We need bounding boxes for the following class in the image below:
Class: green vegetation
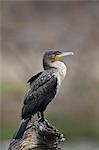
[0,81,26,96]
[48,115,99,140]
[0,124,17,141]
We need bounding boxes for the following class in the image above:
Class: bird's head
[43,50,74,70]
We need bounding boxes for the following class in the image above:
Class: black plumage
[22,68,57,119]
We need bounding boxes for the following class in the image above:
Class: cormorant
[13,50,73,139]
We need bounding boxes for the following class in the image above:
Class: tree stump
[8,120,65,150]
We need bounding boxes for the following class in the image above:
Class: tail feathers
[13,118,30,139]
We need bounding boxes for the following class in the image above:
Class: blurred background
[1,1,99,150]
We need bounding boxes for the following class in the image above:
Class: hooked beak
[55,51,74,61]
[60,52,74,57]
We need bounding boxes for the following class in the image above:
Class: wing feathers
[27,72,42,85]
[22,70,57,118]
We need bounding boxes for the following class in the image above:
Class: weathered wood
[8,120,65,150]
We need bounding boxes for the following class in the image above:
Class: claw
[37,118,53,129]
[44,119,53,129]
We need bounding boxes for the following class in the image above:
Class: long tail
[13,118,30,139]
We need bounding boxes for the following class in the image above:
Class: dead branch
[8,120,65,150]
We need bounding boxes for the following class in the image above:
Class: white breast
[52,61,67,86]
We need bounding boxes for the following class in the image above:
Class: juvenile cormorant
[13,50,73,139]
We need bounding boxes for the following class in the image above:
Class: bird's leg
[37,111,45,123]
[37,112,53,128]
[37,112,41,119]
[41,111,45,122]
[40,112,53,128]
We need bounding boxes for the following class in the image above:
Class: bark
[8,120,65,150]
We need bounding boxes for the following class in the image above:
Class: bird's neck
[51,61,67,82]
[43,60,67,82]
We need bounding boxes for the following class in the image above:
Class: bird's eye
[56,51,61,55]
